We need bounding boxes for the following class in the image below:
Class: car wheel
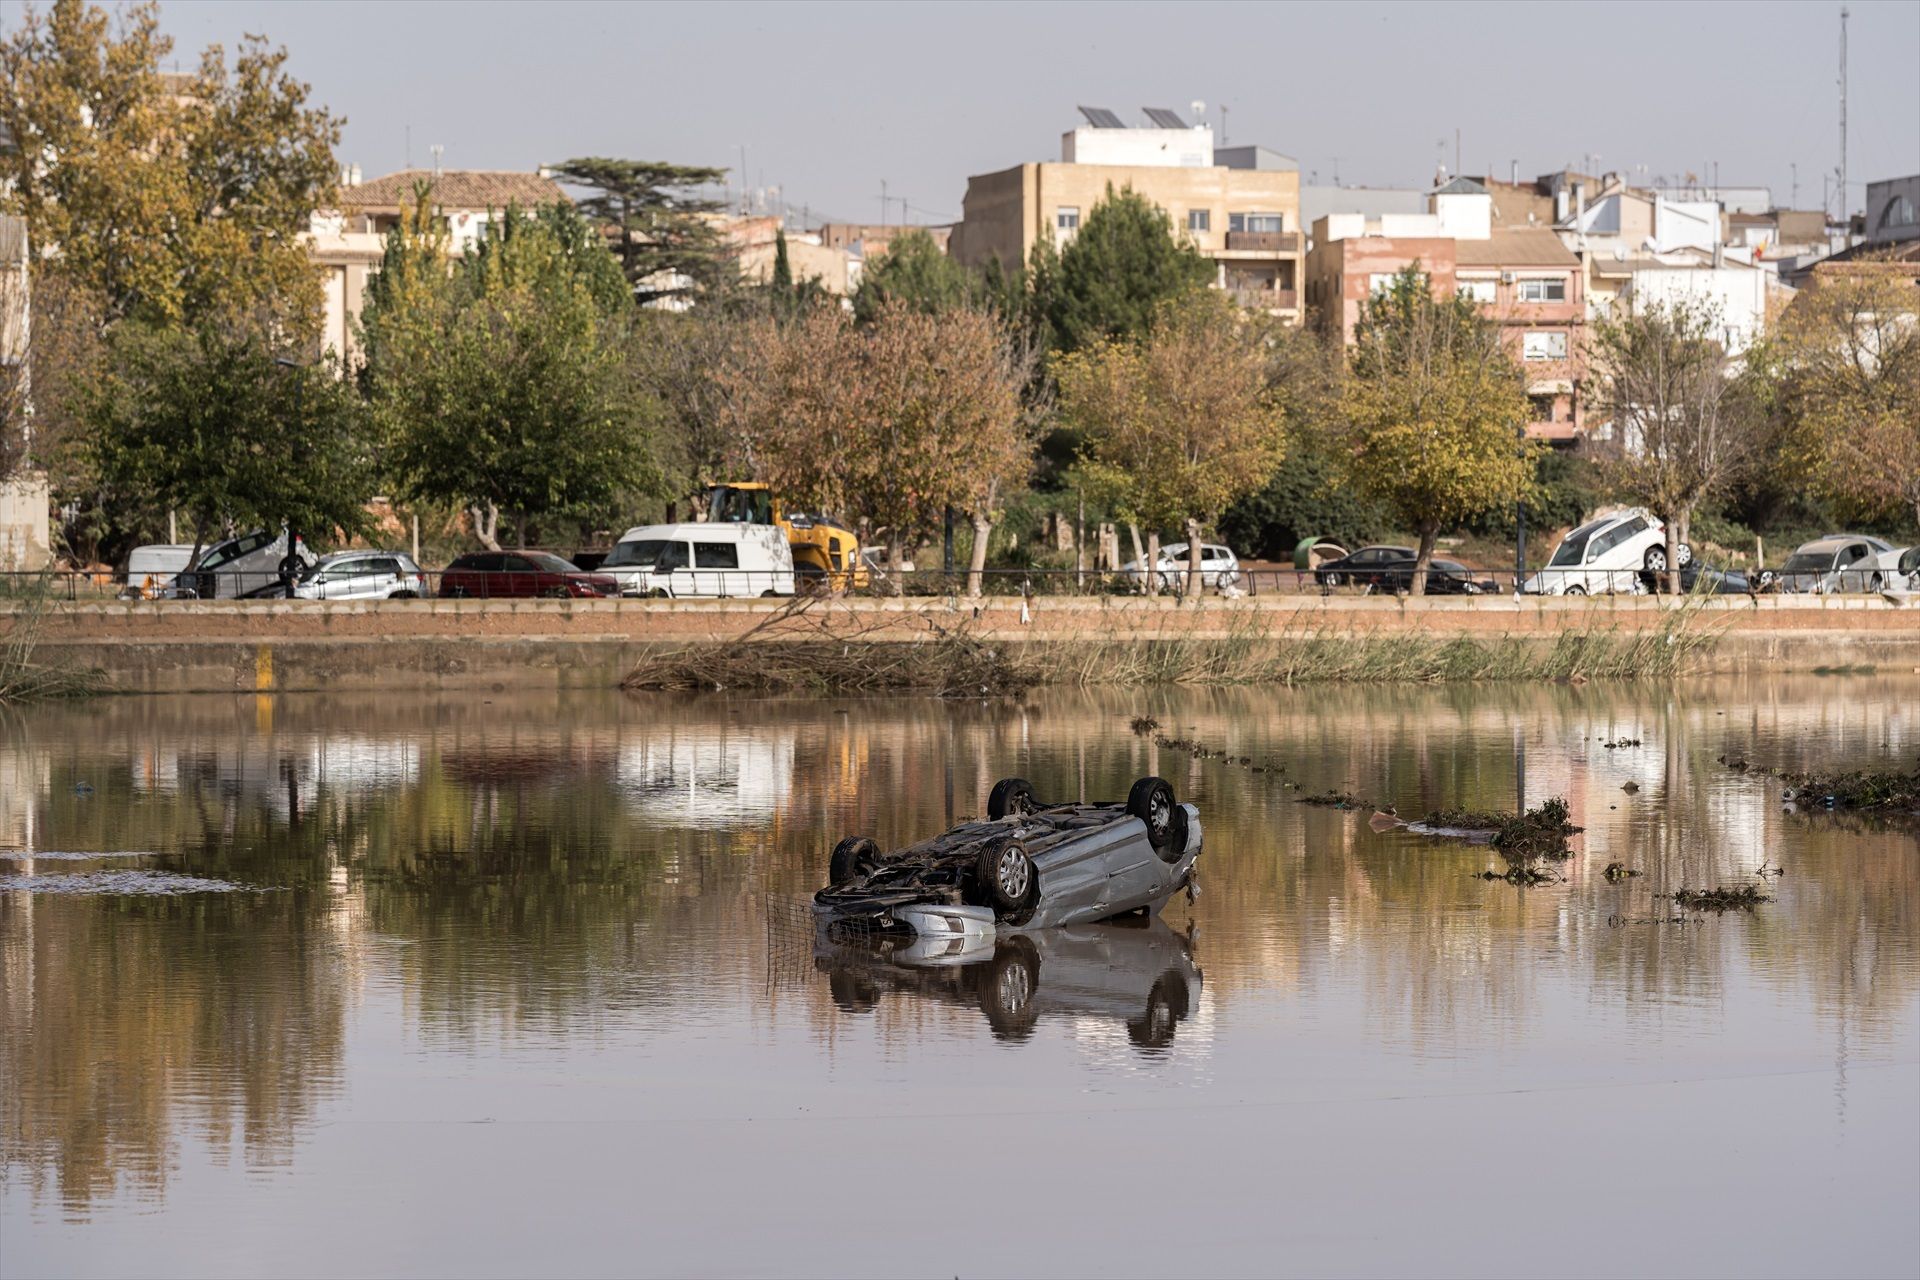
[1127,776,1177,851]
[1870,573,1884,592]
[828,836,880,886]
[974,838,1036,914]
[1644,547,1668,574]
[1678,544,1693,567]
[1323,571,1343,587]
[760,589,778,597]
[1565,584,1587,597]
[987,777,1037,821]
[977,936,1040,1041]
[388,589,417,599]
[449,586,471,599]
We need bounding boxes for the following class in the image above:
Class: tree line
[3,0,1913,595]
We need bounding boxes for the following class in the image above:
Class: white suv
[1523,510,1689,596]
[1121,543,1241,593]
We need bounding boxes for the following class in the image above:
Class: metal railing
[4,562,1905,603]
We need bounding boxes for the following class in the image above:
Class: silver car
[1776,535,1895,594]
[292,551,430,600]
[813,776,1202,942]
[174,529,314,598]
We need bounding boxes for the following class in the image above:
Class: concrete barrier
[5,593,1917,693]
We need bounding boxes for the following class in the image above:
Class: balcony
[1227,286,1299,312]
[1224,230,1302,254]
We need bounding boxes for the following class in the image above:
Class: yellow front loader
[704,483,869,591]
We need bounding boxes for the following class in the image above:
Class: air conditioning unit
[1500,271,1516,283]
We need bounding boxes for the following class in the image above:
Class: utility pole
[1219,103,1228,145]
[880,178,888,227]
[1791,162,1799,209]
[1837,6,1849,236]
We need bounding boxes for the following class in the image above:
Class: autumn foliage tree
[721,304,1034,593]
[1760,268,1920,530]
[1059,292,1289,599]
[1341,266,1537,596]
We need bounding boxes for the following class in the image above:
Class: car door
[1839,543,1872,592]
[692,539,740,597]
[317,558,363,600]
[496,553,537,597]
[650,540,692,597]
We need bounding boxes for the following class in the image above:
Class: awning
[1528,380,1574,395]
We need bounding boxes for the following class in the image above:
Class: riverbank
[2,593,1915,694]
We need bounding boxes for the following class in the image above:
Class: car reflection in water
[815,915,1203,1052]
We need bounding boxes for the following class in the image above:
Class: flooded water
[2,679,1916,1279]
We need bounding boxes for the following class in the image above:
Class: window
[1229,212,1284,233]
[1523,331,1568,361]
[1056,206,1080,232]
[1517,278,1567,302]
[654,542,691,571]
[693,542,740,570]
[1369,272,1401,296]
[1187,208,1211,233]
[603,539,668,569]
[1528,394,1555,421]
[1457,278,1496,303]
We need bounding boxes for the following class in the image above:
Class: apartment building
[948,108,1304,321]
[1305,178,1586,440]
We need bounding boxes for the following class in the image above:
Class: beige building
[725,216,859,296]
[305,168,570,367]
[948,110,1304,321]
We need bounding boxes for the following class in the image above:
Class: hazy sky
[95,0,1920,222]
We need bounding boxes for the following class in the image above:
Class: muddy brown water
[2,677,1916,1279]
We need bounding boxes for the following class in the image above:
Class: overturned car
[812,776,1201,943]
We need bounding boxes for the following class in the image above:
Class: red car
[437,551,619,598]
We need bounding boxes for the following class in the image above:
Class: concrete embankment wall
[7,594,1918,694]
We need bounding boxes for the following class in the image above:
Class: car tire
[1128,971,1191,1050]
[1870,573,1884,592]
[828,836,880,885]
[974,838,1036,914]
[978,936,1040,1041]
[1565,584,1587,597]
[1323,571,1343,587]
[449,586,470,599]
[987,777,1037,820]
[389,590,417,599]
[1127,776,1177,851]
[1159,803,1191,864]
[1644,547,1668,574]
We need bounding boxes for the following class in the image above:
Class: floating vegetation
[1667,885,1774,912]
[1601,737,1643,749]
[1718,755,1920,813]
[1602,861,1644,882]
[1129,715,1160,737]
[1490,798,1582,863]
[1299,790,1368,810]
[1621,780,1641,793]
[0,850,157,862]
[1131,722,1286,773]
[1420,809,1505,831]
[1479,866,1557,886]
[0,870,264,896]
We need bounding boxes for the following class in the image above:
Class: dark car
[437,551,619,599]
[1368,557,1498,595]
[1639,561,1751,594]
[1316,544,1417,587]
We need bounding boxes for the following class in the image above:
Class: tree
[1592,300,1761,593]
[1341,266,1538,595]
[363,200,658,549]
[851,230,977,324]
[80,322,373,560]
[1047,185,1213,353]
[1060,292,1288,599]
[720,304,1035,591]
[631,307,751,515]
[0,0,341,334]
[545,157,731,306]
[1763,268,1920,529]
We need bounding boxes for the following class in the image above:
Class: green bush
[1219,443,1392,560]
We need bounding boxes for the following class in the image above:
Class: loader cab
[706,484,775,526]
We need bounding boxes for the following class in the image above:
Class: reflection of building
[616,729,795,828]
[949,107,1304,322]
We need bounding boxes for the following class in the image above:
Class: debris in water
[0,850,157,862]
[1129,715,1160,737]
[1721,757,1920,813]
[1601,738,1643,749]
[1620,780,1640,793]
[1419,809,1505,831]
[0,871,264,896]
[1666,885,1773,911]
[1603,861,1643,882]
[1490,797,1582,862]
[1298,790,1368,810]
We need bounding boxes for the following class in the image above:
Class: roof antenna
[429,144,443,178]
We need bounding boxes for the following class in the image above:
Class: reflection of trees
[0,889,345,1214]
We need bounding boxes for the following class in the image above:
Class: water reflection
[0,678,1914,1241]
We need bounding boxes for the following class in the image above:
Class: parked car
[291,551,429,600]
[120,544,196,600]
[1367,557,1498,595]
[814,776,1201,945]
[1522,509,1689,596]
[437,551,618,598]
[1120,543,1241,592]
[1774,535,1899,594]
[1314,544,1417,588]
[1637,560,1751,595]
[598,523,794,598]
[813,916,1204,1048]
[174,529,314,599]
[1893,546,1920,592]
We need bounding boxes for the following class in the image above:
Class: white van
[600,523,794,598]
[122,545,197,599]
[1523,509,1689,596]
